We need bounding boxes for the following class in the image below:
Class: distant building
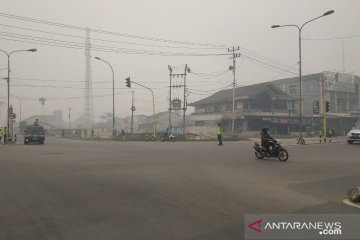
[122,114,148,133]
[138,111,183,133]
[188,82,296,135]
[22,111,66,129]
[272,71,360,115]
[272,71,360,134]
[188,72,360,136]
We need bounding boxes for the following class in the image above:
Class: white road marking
[343,199,360,209]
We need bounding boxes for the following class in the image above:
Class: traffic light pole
[131,91,134,135]
[322,78,327,143]
[323,106,327,143]
[126,78,156,140]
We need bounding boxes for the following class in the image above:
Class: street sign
[9,113,16,119]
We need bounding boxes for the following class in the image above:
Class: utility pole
[168,65,173,130]
[69,108,71,129]
[228,47,241,136]
[342,40,345,72]
[183,64,189,135]
[168,65,190,135]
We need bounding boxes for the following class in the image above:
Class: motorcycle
[160,133,176,142]
[253,139,289,161]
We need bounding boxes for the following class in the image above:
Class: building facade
[188,83,296,136]
[188,72,360,136]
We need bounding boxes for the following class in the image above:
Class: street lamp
[0,48,37,140]
[94,56,116,137]
[271,10,334,144]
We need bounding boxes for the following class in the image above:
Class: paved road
[0,137,359,240]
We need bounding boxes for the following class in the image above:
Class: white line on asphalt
[343,199,360,209]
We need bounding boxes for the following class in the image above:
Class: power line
[0,12,302,71]
[0,31,229,57]
[0,12,230,48]
[0,23,226,50]
[303,34,360,41]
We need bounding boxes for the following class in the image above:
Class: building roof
[189,82,295,106]
[271,73,323,85]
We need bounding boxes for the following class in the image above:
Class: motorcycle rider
[260,127,275,155]
[162,128,170,141]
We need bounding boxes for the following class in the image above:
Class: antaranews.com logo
[247,219,342,236]
[245,214,359,240]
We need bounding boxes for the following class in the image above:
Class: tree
[39,97,46,115]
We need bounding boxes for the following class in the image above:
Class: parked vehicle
[253,139,288,161]
[346,128,360,144]
[24,125,45,144]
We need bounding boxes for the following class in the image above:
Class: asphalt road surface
[1,137,359,240]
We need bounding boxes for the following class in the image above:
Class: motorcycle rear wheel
[278,148,289,161]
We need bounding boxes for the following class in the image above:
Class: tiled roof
[189,82,294,106]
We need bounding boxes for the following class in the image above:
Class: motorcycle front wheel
[278,148,289,161]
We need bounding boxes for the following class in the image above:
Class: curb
[285,140,346,146]
[343,199,360,209]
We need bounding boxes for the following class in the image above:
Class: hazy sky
[0,0,359,124]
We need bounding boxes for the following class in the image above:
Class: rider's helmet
[261,127,268,133]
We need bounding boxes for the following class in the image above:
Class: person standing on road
[216,123,223,146]
[0,128,4,143]
[3,127,7,144]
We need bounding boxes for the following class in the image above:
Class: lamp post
[0,48,37,140]
[94,56,115,137]
[271,10,334,144]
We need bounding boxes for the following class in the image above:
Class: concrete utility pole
[228,47,240,136]
[69,108,71,129]
[168,65,190,135]
[183,64,189,135]
[168,65,173,131]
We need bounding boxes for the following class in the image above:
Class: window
[195,121,205,126]
[289,85,296,94]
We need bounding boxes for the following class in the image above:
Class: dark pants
[261,140,274,153]
[217,134,223,145]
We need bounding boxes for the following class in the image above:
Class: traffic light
[125,77,131,88]
[325,101,330,112]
